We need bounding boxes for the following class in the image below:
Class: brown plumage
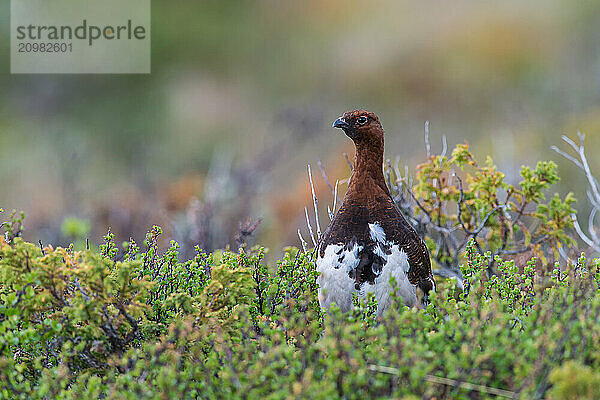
[316,110,434,314]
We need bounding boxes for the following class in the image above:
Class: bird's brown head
[333,110,387,186]
[332,110,383,146]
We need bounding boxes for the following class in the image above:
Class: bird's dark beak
[332,117,350,130]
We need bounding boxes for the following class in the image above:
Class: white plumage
[317,241,417,315]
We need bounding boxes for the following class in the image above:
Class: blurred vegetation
[1,1,600,254]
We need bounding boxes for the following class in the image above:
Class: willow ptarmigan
[316,110,435,315]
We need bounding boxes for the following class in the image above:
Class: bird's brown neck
[347,139,391,198]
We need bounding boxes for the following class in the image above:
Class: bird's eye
[357,116,368,125]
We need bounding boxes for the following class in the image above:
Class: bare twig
[327,206,334,221]
[385,159,394,198]
[343,152,354,171]
[572,214,600,252]
[587,190,600,209]
[588,206,599,245]
[407,190,457,235]
[368,365,516,398]
[317,160,340,206]
[424,120,431,158]
[307,165,322,239]
[392,158,403,189]
[316,160,341,221]
[551,145,582,169]
[73,279,90,301]
[553,133,600,253]
[304,206,317,248]
[297,229,308,252]
[440,135,447,159]
[496,235,549,255]
[455,175,503,240]
[577,136,600,206]
[333,180,339,215]
[432,268,464,290]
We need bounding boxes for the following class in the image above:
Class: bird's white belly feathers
[316,242,417,316]
[316,243,360,312]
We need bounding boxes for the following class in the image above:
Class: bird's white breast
[316,243,361,313]
[316,238,417,316]
[362,244,417,312]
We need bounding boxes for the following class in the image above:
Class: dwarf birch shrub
[1,225,600,399]
[387,141,577,280]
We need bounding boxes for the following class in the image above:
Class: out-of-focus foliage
[548,361,600,400]
[2,1,600,256]
[60,217,91,251]
[1,206,600,398]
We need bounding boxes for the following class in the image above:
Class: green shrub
[387,141,577,277]
[1,220,599,399]
[548,361,600,400]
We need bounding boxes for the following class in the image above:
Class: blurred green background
[1,0,599,257]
